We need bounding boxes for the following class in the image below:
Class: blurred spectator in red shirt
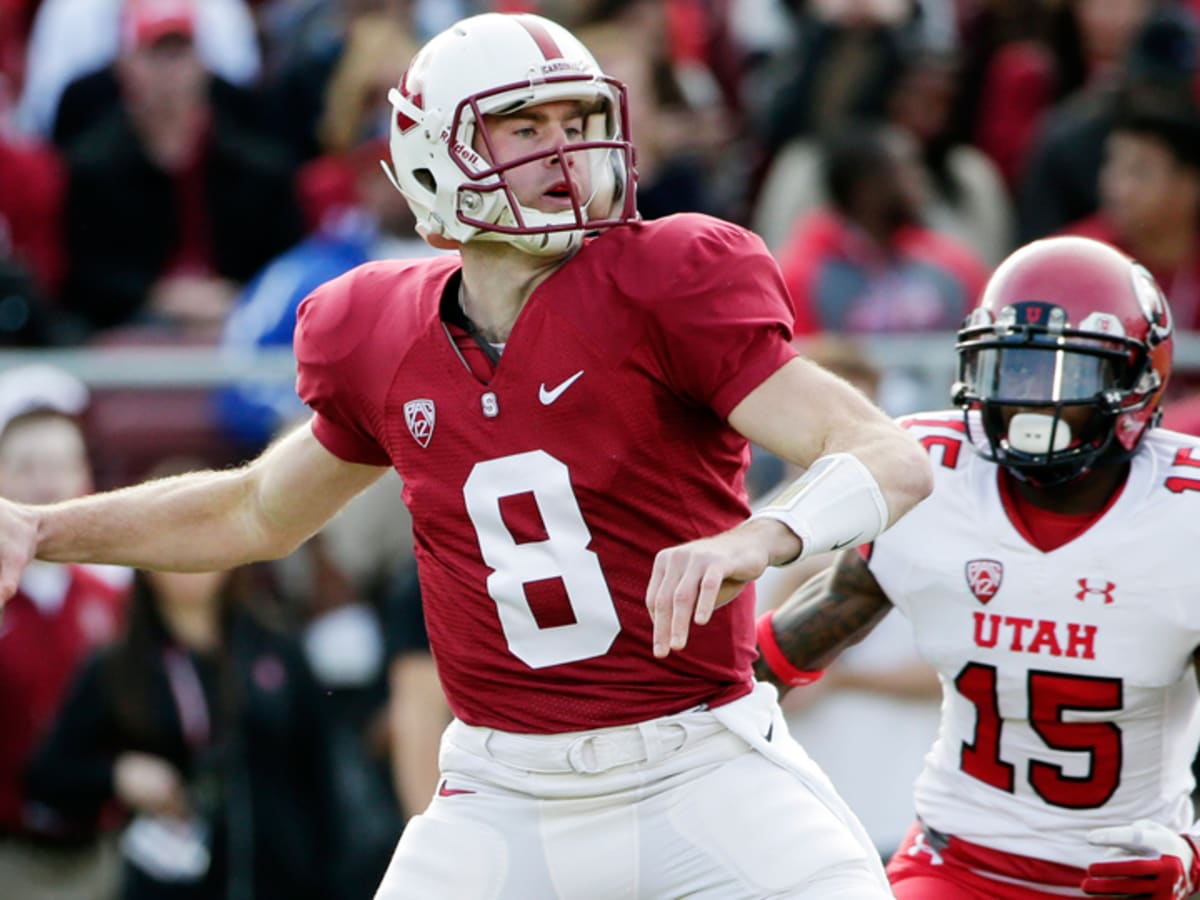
[0,366,129,900]
[755,47,1013,266]
[777,120,987,337]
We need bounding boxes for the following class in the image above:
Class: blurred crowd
[4,0,1200,425]
[5,0,1200,896]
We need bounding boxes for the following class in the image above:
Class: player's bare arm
[753,550,893,694]
[736,357,933,527]
[0,422,387,603]
[646,356,931,658]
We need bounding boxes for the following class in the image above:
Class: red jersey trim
[997,470,1123,553]
[890,822,1088,891]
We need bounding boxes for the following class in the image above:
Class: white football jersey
[870,411,1200,867]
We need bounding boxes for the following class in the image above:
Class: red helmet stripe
[394,66,423,133]
[514,15,563,60]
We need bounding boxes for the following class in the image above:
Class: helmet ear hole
[413,169,437,193]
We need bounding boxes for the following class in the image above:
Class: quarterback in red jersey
[758,236,1200,900]
[0,13,931,899]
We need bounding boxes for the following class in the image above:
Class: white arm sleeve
[749,452,889,563]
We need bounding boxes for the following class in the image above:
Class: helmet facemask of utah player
[383,13,638,257]
[952,237,1173,487]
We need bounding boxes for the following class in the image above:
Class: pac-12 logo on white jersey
[965,560,1003,604]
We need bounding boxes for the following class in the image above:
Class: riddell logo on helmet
[452,143,484,169]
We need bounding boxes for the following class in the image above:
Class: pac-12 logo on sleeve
[404,399,436,448]
[965,560,1003,604]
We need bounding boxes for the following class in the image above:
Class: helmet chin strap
[469,222,585,256]
[1007,412,1072,455]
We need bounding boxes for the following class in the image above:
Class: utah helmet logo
[404,399,435,448]
[1131,263,1173,344]
[965,559,1003,604]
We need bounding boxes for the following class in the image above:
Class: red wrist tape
[755,610,825,687]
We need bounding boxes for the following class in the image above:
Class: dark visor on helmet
[960,345,1124,404]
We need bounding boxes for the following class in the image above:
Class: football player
[0,13,932,899]
[756,235,1200,900]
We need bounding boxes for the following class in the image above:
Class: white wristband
[750,452,889,564]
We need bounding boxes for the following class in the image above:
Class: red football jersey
[295,214,796,732]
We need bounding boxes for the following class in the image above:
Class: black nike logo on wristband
[830,531,865,551]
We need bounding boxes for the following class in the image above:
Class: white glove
[1083,819,1199,900]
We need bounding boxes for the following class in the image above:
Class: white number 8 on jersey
[463,450,620,668]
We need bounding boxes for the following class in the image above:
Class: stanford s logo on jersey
[404,399,436,447]
[965,560,1003,604]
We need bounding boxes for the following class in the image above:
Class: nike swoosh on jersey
[538,370,584,405]
[437,780,476,797]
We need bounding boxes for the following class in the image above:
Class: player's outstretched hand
[1083,819,1200,900]
[0,497,38,606]
[645,518,799,659]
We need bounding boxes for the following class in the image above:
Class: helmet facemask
[954,302,1156,487]
[444,77,637,255]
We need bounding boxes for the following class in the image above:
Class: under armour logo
[1075,579,1115,604]
[908,832,944,866]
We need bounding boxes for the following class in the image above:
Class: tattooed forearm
[754,551,892,689]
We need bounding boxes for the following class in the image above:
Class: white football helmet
[384,13,638,256]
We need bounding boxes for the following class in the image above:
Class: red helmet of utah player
[953,236,1174,486]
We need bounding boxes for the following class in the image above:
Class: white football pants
[375,682,892,899]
